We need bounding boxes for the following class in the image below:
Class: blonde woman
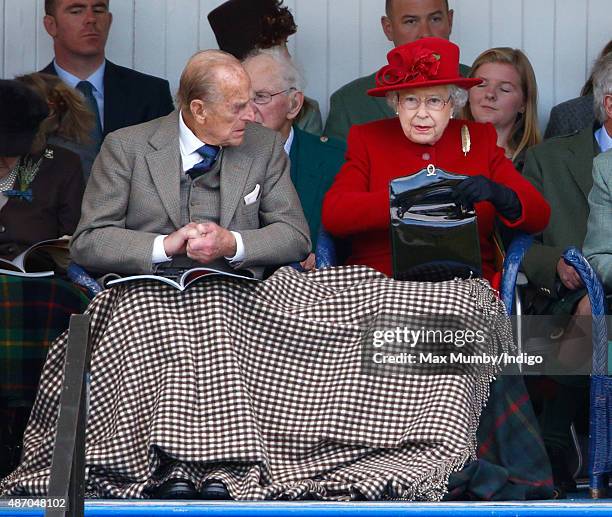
[16,72,95,179]
[463,48,541,170]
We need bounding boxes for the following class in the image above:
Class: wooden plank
[0,0,5,78]
[293,0,328,120]
[2,0,611,131]
[166,0,199,95]
[105,0,134,68]
[553,0,588,104]
[134,0,165,78]
[453,0,491,68]
[4,0,37,77]
[198,0,223,51]
[523,0,555,132]
[35,0,53,71]
[447,0,461,43]
[359,0,391,77]
[328,0,360,96]
[490,0,523,48]
[586,0,612,71]
[284,0,297,57]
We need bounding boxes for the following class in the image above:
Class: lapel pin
[461,125,471,156]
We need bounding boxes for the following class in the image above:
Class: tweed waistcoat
[180,150,223,226]
[175,152,229,272]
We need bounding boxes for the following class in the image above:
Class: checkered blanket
[1,266,513,500]
[0,276,90,407]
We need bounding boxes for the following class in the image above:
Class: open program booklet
[105,266,259,291]
[0,238,70,278]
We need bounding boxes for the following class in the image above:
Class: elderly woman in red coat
[322,38,555,501]
[322,37,550,288]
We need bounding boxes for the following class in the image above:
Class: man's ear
[604,94,612,121]
[287,91,305,121]
[381,15,394,43]
[190,99,207,124]
[43,15,57,38]
[447,9,454,36]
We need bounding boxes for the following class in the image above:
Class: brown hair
[385,0,449,17]
[463,47,541,162]
[257,1,297,49]
[44,0,56,15]
[15,73,94,153]
[45,0,110,16]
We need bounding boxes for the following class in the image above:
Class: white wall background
[1,0,610,129]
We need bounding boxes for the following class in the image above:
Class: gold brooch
[461,125,471,156]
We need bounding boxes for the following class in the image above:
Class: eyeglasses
[397,94,452,112]
[252,88,296,105]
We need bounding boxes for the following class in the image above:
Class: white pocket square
[243,184,261,205]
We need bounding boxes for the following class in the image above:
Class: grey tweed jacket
[584,148,612,292]
[71,111,311,277]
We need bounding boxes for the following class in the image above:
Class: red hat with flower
[368,37,481,97]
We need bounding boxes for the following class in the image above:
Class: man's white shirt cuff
[152,234,171,264]
[226,231,245,265]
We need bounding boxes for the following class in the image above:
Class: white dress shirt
[151,112,244,265]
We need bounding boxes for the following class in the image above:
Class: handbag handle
[395,185,466,219]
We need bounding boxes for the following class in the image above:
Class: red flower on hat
[375,48,441,87]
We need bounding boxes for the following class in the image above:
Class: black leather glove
[452,175,522,221]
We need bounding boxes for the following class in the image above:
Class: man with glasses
[243,47,346,266]
[208,0,323,135]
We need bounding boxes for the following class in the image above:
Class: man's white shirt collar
[54,60,105,128]
[595,125,612,154]
[179,111,217,172]
[283,126,294,155]
[53,59,105,95]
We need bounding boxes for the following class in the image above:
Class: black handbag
[389,166,482,282]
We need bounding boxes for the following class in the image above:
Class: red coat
[321,118,550,285]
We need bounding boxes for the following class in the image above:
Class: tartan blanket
[1,266,512,501]
[447,374,553,500]
[0,276,90,407]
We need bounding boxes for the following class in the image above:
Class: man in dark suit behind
[40,0,174,178]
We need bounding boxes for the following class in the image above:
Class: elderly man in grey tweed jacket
[71,50,311,279]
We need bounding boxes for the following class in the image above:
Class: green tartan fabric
[0,276,89,407]
[447,373,554,500]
